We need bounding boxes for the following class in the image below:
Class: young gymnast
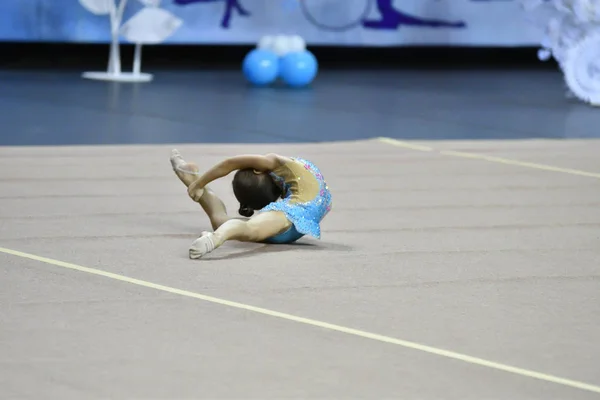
[170,150,332,259]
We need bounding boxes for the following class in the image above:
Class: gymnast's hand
[187,180,205,202]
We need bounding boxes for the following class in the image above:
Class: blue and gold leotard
[260,157,332,243]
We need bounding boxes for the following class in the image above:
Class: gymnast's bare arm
[187,153,288,201]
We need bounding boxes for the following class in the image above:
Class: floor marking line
[2,246,600,395]
[377,137,600,179]
[439,150,600,178]
[375,137,434,152]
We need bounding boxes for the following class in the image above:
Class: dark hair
[232,169,282,217]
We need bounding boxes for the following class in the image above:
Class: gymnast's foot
[189,231,216,259]
[170,149,200,187]
[170,149,198,185]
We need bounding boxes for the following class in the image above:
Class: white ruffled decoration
[523,0,600,105]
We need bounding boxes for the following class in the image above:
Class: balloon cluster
[523,0,600,106]
[242,35,318,87]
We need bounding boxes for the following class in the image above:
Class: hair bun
[238,205,254,217]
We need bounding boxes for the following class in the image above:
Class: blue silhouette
[363,0,466,29]
[172,0,465,31]
[172,0,249,28]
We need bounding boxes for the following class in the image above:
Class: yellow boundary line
[377,137,600,179]
[1,246,600,395]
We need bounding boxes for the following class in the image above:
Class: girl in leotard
[170,150,332,259]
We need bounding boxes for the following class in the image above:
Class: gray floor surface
[1,139,599,399]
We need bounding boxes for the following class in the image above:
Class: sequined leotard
[260,157,332,243]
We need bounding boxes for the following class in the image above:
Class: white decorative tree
[79,0,183,82]
[523,0,600,106]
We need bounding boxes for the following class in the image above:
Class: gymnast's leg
[170,149,233,230]
[189,211,292,259]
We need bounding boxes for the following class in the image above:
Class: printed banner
[0,0,543,46]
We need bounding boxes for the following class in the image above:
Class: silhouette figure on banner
[172,0,466,31]
[299,0,466,32]
[363,0,466,29]
[172,0,249,28]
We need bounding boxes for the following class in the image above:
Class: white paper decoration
[79,0,183,82]
[137,0,161,6]
[564,32,600,105]
[120,7,183,44]
[79,0,112,15]
[523,0,600,106]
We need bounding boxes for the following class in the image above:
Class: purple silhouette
[363,0,466,29]
[173,0,249,28]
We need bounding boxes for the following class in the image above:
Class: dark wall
[0,42,556,70]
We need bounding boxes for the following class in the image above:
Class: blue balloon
[279,50,318,87]
[242,49,279,86]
